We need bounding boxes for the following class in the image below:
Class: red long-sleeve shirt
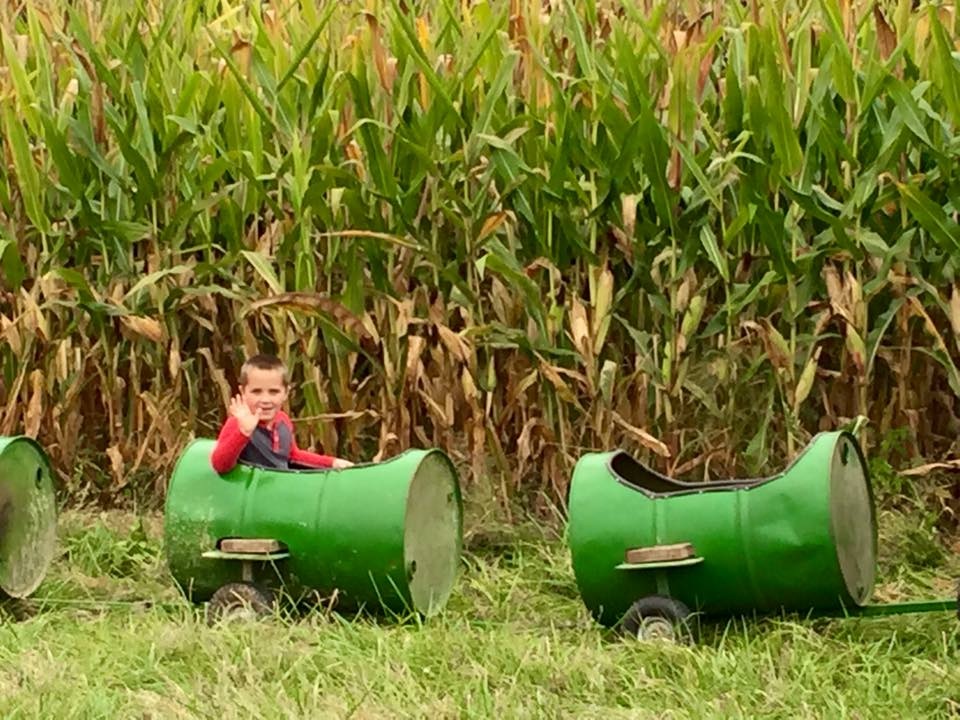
[210,410,336,473]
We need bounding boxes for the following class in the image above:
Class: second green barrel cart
[567,431,957,640]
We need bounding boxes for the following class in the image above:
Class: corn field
[1,0,959,507]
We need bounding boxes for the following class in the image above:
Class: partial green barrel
[0,436,57,598]
[164,441,463,616]
[568,431,876,626]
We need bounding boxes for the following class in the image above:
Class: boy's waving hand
[229,394,260,437]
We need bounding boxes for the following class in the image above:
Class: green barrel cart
[0,437,58,601]
[164,441,463,623]
[567,431,958,641]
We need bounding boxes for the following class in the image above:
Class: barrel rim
[825,432,877,606]
[0,434,57,599]
[402,448,463,616]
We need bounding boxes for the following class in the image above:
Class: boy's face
[240,367,288,424]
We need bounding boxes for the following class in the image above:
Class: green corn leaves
[0,0,959,498]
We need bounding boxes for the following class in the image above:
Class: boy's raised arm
[210,416,250,473]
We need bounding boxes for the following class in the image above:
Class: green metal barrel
[164,441,463,617]
[567,431,876,626]
[0,436,57,598]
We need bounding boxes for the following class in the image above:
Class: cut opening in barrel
[610,452,778,497]
[829,435,876,606]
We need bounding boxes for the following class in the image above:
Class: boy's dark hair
[239,354,288,385]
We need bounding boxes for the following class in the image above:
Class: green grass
[0,505,958,719]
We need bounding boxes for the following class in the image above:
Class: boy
[210,354,354,473]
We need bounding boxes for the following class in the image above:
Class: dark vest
[238,421,293,469]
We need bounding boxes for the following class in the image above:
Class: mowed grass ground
[0,498,958,719]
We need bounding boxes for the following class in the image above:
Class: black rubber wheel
[618,595,694,643]
[0,597,35,622]
[207,582,276,625]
